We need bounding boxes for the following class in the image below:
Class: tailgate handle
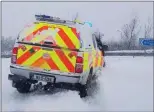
[44,41,53,45]
[42,47,53,51]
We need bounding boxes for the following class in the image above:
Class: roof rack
[35,14,76,25]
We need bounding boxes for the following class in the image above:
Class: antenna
[73,12,79,22]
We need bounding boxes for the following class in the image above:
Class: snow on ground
[2,56,153,111]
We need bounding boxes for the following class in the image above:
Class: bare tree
[142,18,153,54]
[1,36,15,52]
[144,18,153,38]
[119,16,141,50]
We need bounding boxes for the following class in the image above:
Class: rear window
[18,23,81,49]
[18,23,36,41]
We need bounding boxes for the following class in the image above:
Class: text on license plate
[32,74,54,82]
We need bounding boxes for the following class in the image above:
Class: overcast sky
[2,2,153,42]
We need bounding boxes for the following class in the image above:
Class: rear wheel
[15,81,31,93]
[103,61,106,67]
[86,69,93,86]
[79,85,87,98]
[79,69,93,98]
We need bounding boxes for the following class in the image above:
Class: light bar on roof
[35,15,60,21]
[35,14,75,25]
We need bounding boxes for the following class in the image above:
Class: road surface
[2,56,153,111]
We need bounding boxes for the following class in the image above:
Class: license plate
[31,73,55,82]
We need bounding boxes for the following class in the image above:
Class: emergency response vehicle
[8,15,105,98]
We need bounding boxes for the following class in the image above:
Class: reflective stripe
[55,49,75,72]
[49,50,69,72]
[51,28,67,47]
[95,57,98,67]
[40,61,51,70]
[30,35,46,43]
[24,25,48,42]
[92,50,96,67]
[17,47,40,64]
[45,57,59,70]
[63,27,80,49]
[58,28,76,49]
[17,45,32,58]
[63,50,77,65]
[21,49,43,66]
[83,52,89,71]
[97,51,101,66]
[31,57,45,67]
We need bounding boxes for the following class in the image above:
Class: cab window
[79,27,93,49]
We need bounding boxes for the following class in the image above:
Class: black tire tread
[16,81,31,93]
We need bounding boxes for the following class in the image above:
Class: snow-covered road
[2,56,153,111]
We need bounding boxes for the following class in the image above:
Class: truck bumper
[8,74,82,91]
[9,65,80,84]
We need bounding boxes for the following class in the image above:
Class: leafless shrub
[119,16,141,50]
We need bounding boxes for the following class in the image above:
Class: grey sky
[2,2,153,41]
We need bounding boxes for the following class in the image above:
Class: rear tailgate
[16,22,81,73]
[16,44,78,73]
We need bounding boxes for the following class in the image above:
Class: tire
[79,85,87,98]
[79,69,93,98]
[16,81,31,93]
[103,61,106,67]
[87,68,93,86]
[44,82,53,91]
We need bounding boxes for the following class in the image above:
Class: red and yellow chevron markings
[54,49,75,72]
[31,57,44,67]
[24,23,80,50]
[58,29,75,49]
[17,44,78,73]
[17,46,41,65]
[45,56,60,70]
[24,25,48,42]
[16,23,83,73]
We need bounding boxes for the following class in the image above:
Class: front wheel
[15,81,31,93]
[79,69,93,98]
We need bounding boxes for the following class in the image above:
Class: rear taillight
[75,64,83,73]
[11,47,18,64]
[12,47,18,55]
[75,56,83,73]
[76,56,83,63]
[11,55,17,64]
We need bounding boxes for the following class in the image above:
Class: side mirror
[102,45,108,51]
